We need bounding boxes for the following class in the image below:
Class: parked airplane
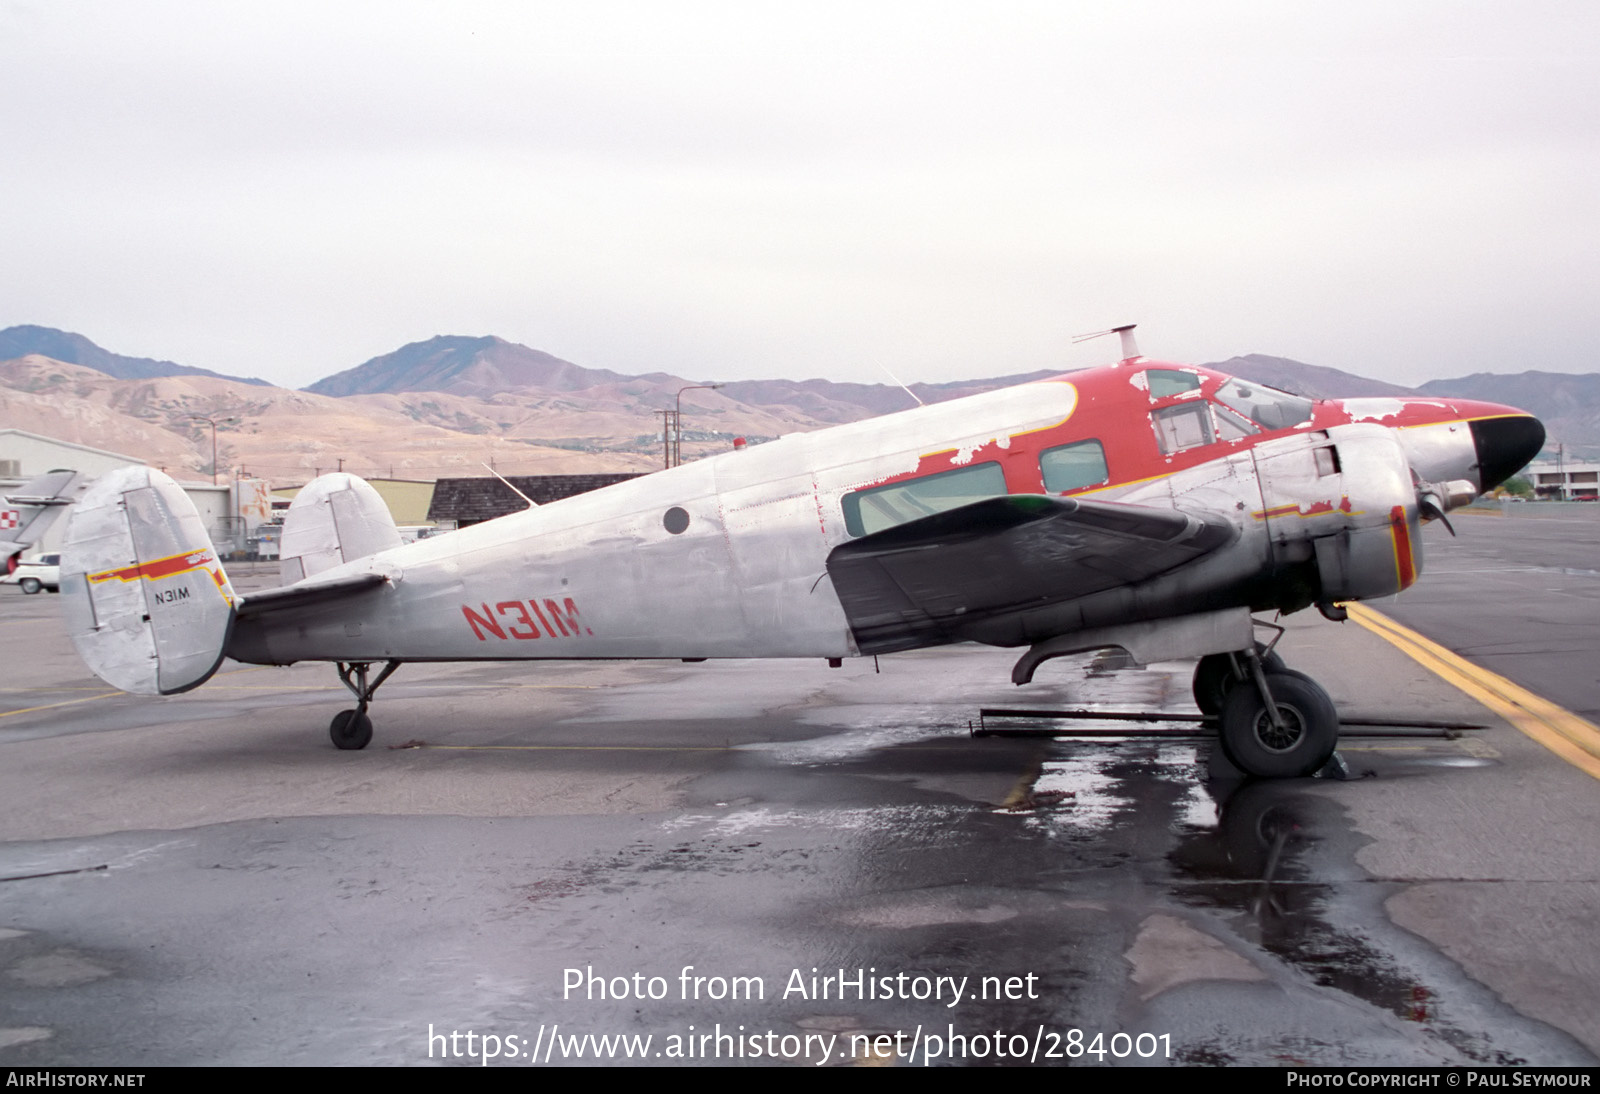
[3,469,86,575]
[56,340,1543,778]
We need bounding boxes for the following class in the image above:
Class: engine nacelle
[1253,423,1422,603]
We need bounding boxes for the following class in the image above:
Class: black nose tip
[1470,415,1546,493]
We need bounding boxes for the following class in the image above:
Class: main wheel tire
[19,578,41,595]
[330,709,373,750]
[1193,645,1287,715]
[1217,671,1338,778]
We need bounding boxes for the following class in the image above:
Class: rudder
[278,473,400,584]
[60,467,236,695]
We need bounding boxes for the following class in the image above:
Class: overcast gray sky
[2,1,1596,390]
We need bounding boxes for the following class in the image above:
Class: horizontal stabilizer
[826,494,1236,654]
[1,469,86,561]
[237,571,388,618]
[60,467,235,695]
[279,473,400,584]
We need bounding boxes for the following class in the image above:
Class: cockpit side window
[841,462,1007,537]
[1152,403,1214,454]
[1211,402,1258,441]
[1214,378,1313,430]
[1040,439,1108,493]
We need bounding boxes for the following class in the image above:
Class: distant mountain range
[2,324,1594,480]
[0,325,271,386]
[304,335,646,398]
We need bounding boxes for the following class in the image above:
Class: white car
[3,553,61,594]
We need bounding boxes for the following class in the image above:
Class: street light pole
[187,414,239,485]
[673,384,723,467]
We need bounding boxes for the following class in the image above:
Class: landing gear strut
[1192,643,1286,715]
[330,660,402,750]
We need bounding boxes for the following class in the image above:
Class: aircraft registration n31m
[58,335,1545,778]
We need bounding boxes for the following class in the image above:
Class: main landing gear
[1192,645,1339,779]
[330,660,402,750]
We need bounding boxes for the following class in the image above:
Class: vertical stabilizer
[60,467,236,695]
[279,473,401,584]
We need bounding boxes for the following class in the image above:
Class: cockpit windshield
[1213,379,1314,430]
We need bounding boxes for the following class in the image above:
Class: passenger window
[1153,403,1214,454]
[842,463,1007,537]
[1040,440,1108,493]
[1146,369,1201,398]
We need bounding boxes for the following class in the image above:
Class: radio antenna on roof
[1072,324,1140,362]
[482,462,536,509]
[878,364,924,407]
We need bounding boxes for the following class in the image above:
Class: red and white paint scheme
[57,338,1544,777]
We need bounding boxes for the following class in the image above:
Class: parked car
[3,553,61,594]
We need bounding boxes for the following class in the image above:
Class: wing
[824,494,1237,654]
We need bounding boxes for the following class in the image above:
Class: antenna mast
[1072,323,1141,362]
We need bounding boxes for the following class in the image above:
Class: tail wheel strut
[330,660,402,750]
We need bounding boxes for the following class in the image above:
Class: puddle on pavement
[1167,778,1529,1065]
[1014,728,1531,1065]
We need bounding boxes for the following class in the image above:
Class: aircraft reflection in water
[57,333,1544,778]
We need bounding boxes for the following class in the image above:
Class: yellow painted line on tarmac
[190,683,602,692]
[0,691,121,720]
[1000,759,1043,810]
[407,684,604,690]
[421,744,732,753]
[179,685,343,692]
[0,686,121,693]
[1346,602,1600,781]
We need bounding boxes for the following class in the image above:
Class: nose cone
[1470,415,1546,493]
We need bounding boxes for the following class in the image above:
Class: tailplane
[278,473,400,584]
[60,467,236,695]
[2,469,86,567]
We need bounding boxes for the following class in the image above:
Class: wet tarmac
[1,556,1598,1067]
[1374,506,1600,722]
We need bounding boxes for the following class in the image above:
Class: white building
[1524,460,1600,501]
[0,429,257,554]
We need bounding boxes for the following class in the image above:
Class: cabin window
[1214,378,1313,430]
[1212,402,1258,441]
[1040,440,1109,493]
[842,462,1007,537]
[1146,369,1202,398]
[1152,403,1214,454]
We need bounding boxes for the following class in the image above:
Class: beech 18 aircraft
[57,335,1544,778]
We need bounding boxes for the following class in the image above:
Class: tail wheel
[1218,671,1338,778]
[330,710,373,750]
[1193,645,1286,715]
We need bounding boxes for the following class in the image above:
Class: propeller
[1417,478,1477,537]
